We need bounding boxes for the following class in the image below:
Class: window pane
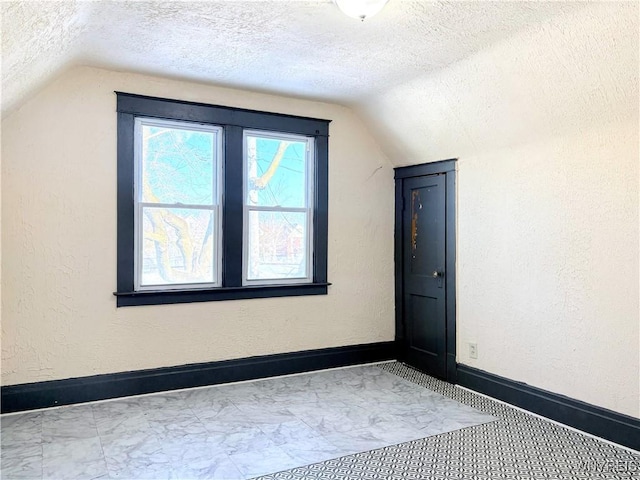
[141,124,216,205]
[140,207,216,286]
[247,210,308,281]
[246,135,308,208]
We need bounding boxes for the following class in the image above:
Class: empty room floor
[1,362,638,480]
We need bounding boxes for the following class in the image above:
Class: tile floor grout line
[91,403,110,480]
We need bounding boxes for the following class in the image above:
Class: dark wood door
[401,174,447,379]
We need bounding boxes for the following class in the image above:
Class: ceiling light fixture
[334,0,389,21]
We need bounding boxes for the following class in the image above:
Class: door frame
[394,159,457,382]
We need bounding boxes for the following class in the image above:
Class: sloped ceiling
[2,1,584,111]
[361,1,639,163]
[2,1,637,162]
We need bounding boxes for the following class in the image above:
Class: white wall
[2,2,637,421]
[360,2,639,417]
[1,66,395,386]
[456,119,638,418]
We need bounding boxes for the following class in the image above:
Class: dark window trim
[115,92,330,307]
[116,92,330,137]
[114,283,331,307]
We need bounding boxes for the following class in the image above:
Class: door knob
[432,270,444,278]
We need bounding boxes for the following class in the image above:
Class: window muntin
[243,131,314,285]
[134,118,223,290]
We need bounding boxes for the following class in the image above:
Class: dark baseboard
[457,364,640,451]
[1,342,397,414]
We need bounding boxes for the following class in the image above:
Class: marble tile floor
[259,362,640,480]
[1,364,496,479]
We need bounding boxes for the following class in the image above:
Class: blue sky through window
[142,125,215,205]
[248,136,307,208]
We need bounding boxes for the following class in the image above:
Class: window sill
[113,282,331,307]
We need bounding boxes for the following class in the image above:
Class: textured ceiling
[360,1,639,163]
[2,1,585,114]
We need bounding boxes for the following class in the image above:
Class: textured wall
[360,3,639,417]
[456,120,639,418]
[2,0,637,420]
[1,66,395,386]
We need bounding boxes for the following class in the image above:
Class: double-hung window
[135,119,223,290]
[243,131,314,285]
[115,93,329,306]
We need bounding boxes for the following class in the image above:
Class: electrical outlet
[469,342,478,359]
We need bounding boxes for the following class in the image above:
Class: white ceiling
[3,1,636,164]
[2,1,585,114]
